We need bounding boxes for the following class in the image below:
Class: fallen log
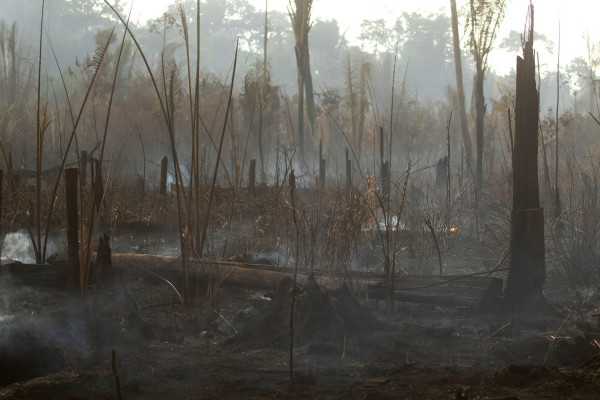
[0,262,68,290]
[113,254,502,308]
[1,254,503,308]
[367,275,503,308]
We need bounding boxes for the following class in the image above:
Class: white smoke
[2,231,36,263]
[2,231,59,263]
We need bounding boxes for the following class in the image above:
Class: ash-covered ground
[1,243,600,399]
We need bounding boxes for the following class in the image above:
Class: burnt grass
[227,274,383,352]
[1,254,600,399]
[1,188,600,398]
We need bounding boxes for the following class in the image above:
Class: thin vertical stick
[319,139,325,188]
[111,350,122,400]
[289,169,299,385]
[35,0,45,264]
[346,148,351,189]
[446,112,452,210]
[248,159,256,194]
[195,0,201,253]
[0,170,2,264]
[554,21,561,217]
[160,156,168,195]
[65,168,79,296]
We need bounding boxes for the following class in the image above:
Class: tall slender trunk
[358,60,368,164]
[289,0,313,167]
[304,45,316,137]
[0,170,3,264]
[193,0,201,254]
[450,0,474,170]
[258,0,268,182]
[346,54,357,153]
[474,65,485,191]
[295,46,305,164]
[554,22,561,219]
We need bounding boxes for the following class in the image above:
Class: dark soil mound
[229,274,382,353]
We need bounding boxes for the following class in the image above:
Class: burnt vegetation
[1,0,600,398]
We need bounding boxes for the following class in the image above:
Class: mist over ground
[2,1,600,398]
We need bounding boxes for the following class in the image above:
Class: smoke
[2,231,35,263]
[1,230,59,263]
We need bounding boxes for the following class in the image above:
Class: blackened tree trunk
[248,159,256,195]
[505,6,545,306]
[160,155,168,195]
[450,0,474,170]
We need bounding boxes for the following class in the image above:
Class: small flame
[450,227,458,232]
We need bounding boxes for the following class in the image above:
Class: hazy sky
[124,0,600,75]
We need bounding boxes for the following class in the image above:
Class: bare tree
[450,0,474,172]
[465,0,506,191]
[289,0,315,165]
[258,0,269,181]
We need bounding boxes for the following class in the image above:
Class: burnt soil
[1,257,600,399]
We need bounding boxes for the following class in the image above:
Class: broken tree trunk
[95,234,113,284]
[160,155,168,195]
[249,159,256,195]
[379,127,389,198]
[368,275,502,308]
[65,168,80,295]
[504,6,545,306]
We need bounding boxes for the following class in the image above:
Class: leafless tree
[465,0,506,191]
[288,0,315,165]
[450,0,474,172]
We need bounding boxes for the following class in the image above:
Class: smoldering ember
[1,0,600,398]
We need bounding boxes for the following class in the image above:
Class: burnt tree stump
[95,234,113,285]
[379,127,389,198]
[248,159,256,195]
[160,155,168,195]
[319,139,326,189]
[505,7,545,306]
